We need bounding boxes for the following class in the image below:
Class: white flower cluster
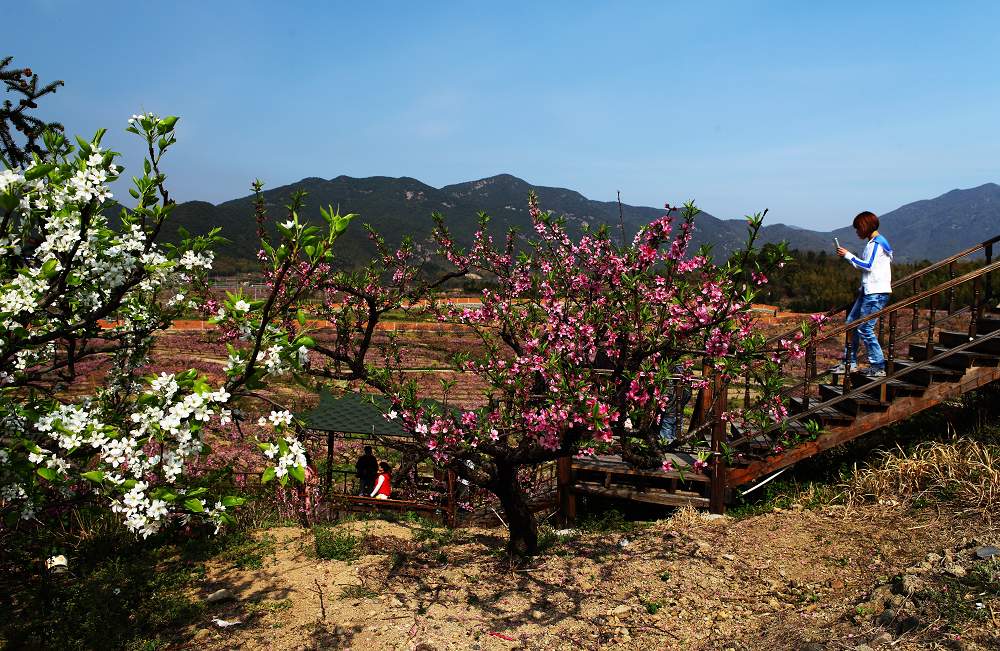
[261,345,291,375]
[262,433,308,479]
[259,409,294,428]
[13,375,233,536]
[111,481,169,537]
[0,168,23,193]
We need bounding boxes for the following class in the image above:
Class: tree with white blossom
[0,101,332,538]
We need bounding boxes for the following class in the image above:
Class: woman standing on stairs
[836,211,893,378]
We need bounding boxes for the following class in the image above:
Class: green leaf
[157,116,179,131]
[184,498,205,513]
[297,309,307,327]
[221,496,246,508]
[24,164,55,181]
[288,464,306,483]
[36,467,57,481]
[39,258,59,278]
[81,471,104,483]
[261,467,276,484]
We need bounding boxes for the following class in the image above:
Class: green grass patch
[577,508,648,535]
[340,584,378,599]
[314,527,361,562]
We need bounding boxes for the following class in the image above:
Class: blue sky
[7,1,1000,229]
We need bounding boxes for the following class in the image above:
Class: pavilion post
[325,432,335,496]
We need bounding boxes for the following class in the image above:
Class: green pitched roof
[298,391,413,438]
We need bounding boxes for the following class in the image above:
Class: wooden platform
[572,453,709,483]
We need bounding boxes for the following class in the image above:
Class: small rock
[205,588,235,603]
[853,645,874,651]
[609,604,632,616]
[766,597,781,609]
[975,546,1000,560]
[877,608,896,626]
[828,578,845,590]
[943,563,967,578]
[193,629,212,641]
[531,609,545,620]
[898,574,926,596]
[702,513,726,521]
[874,632,893,644]
[390,597,404,608]
[722,553,736,561]
[895,615,921,634]
[790,503,804,511]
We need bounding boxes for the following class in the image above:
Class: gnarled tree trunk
[492,462,538,557]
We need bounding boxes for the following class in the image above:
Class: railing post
[947,261,956,314]
[557,456,576,526]
[987,243,994,303]
[803,343,814,410]
[911,278,920,333]
[446,469,457,527]
[690,357,713,434]
[887,311,898,374]
[926,293,937,360]
[842,325,853,392]
[709,370,728,514]
[969,276,981,338]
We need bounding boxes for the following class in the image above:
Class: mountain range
[163,175,1000,270]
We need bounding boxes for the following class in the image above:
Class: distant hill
[831,182,1000,262]
[160,175,1000,270]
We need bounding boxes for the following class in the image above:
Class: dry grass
[841,437,1000,519]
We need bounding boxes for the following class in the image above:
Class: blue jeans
[845,292,890,369]
[659,413,681,443]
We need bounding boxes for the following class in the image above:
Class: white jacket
[846,234,893,294]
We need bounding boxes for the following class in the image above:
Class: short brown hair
[852,211,879,238]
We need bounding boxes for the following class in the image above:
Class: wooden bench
[320,494,454,526]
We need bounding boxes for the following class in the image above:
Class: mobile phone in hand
[833,237,840,250]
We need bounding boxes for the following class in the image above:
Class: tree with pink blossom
[275,191,813,557]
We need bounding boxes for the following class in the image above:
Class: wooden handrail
[808,259,1000,345]
[720,260,1000,450]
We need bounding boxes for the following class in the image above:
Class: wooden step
[787,396,854,425]
[977,316,1000,334]
[846,372,926,400]
[573,481,710,508]
[892,359,964,385]
[939,330,1000,355]
[908,343,1000,370]
[818,383,887,416]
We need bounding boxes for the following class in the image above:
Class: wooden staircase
[716,235,1000,509]
[563,235,1000,517]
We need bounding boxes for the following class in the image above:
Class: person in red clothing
[370,461,392,499]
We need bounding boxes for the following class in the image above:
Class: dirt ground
[187,505,999,651]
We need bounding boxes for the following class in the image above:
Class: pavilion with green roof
[296,391,457,524]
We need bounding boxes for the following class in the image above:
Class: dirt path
[187,505,998,651]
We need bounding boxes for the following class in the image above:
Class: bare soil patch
[182,504,997,650]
